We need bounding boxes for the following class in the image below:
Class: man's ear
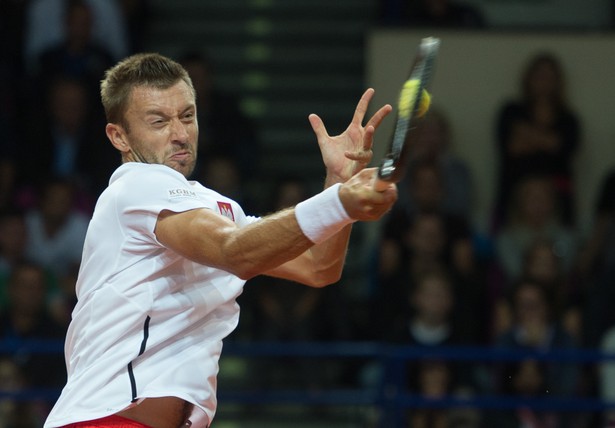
[106,123,130,153]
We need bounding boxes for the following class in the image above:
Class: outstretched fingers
[351,88,393,131]
[308,113,329,141]
[366,103,393,131]
[350,88,375,126]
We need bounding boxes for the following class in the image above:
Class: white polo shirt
[45,163,257,428]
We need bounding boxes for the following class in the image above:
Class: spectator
[24,178,89,280]
[0,262,66,390]
[384,268,466,346]
[24,0,128,73]
[492,238,582,341]
[398,107,475,221]
[377,212,448,307]
[408,360,455,428]
[484,359,560,428]
[577,167,615,347]
[30,0,116,100]
[494,175,578,287]
[376,160,486,340]
[376,268,482,427]
[375,211,484,341]
[0,357,41,428]
[20,75,118,203]
[493,52,581,230]
[380,160,477,281]
[411,269,479,376]
[523,239,582,340]
[493,280,580,399]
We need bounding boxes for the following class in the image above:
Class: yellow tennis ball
[399,79,431,118]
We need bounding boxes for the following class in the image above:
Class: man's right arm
[154,168,396,285]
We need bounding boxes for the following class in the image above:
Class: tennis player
[44,53,396,428]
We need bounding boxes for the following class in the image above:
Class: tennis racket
[374,36,440,191]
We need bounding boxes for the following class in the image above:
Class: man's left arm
[265,89,393,286]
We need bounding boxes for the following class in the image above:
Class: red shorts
[61,415,152,428]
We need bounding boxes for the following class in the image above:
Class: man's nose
[170,118,189,141]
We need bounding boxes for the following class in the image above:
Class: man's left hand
[309,88,392,184]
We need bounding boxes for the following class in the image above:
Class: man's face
[119,81,199,177]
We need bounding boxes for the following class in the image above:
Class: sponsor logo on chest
[168,188,198,199]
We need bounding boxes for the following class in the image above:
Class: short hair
[100,53,195,128]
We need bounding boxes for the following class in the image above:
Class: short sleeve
[114,164,208,244]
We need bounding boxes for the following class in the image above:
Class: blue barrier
[216,390,615,412]
[219,342,615,413]
[223,341,615,363]
[0,338,64,354]
[2,339,615,416]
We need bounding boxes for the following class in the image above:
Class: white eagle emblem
[217,201,235,221]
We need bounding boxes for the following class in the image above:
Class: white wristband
[295,183,355,244]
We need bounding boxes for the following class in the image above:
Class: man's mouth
[170,151,191,161]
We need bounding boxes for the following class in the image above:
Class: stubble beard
[129,142,197,178]
[170,155,196,178]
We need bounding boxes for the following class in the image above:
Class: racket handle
[373,177,390,192]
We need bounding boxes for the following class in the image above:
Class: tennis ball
[418,89,431,118]
[399,79,431,118]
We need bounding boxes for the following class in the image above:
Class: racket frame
[375,37,440,190]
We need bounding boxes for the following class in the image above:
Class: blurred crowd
[2,0,615,427]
